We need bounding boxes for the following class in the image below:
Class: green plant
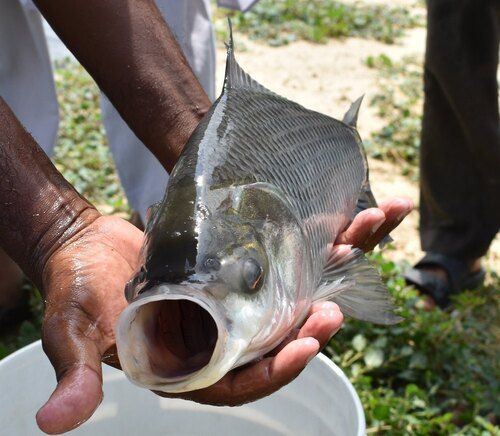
[215,0,424,46]
[325,252,499,434]
[365,54,423,176]
[52,59,130,215]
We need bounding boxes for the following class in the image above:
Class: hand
[336,197,413,251]
[36,214,143,434]
[36,198,412,434]
[34,214,340,433]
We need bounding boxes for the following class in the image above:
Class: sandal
[404,253,486,308]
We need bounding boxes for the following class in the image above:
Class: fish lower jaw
[120,337,246,394]
[115,287,247,393]
[146,341,245,393]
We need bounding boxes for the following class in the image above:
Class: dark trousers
[420,0,500,260]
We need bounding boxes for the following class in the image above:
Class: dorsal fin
[342,95,364,128]
[223,19,268,93]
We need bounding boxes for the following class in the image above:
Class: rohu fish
[116,25,401,394]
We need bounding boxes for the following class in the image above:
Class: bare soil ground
[215,26,500,269]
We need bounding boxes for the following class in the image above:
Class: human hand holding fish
[0,3,413,430]
[33,201,410,434]
[0,44,412,434]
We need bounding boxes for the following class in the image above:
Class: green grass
[326,252,499,434]
[1,62,498,434]
[215,0,424,46]
[365,54,423,177]
[52,60,130,216]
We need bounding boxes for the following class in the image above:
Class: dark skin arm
[0,97,100,283]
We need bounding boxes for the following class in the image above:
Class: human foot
[404,253,485,309]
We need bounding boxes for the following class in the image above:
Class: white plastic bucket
[0,341,365,435]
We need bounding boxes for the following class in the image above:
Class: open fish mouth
[136,299,218,379]
[116,285,238,392]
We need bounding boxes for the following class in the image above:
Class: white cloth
[0,0,216,220]
[0,0,59,152]
[217,0,260,12]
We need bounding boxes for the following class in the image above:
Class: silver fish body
[116,31,400,393]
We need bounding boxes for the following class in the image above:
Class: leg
[0,0,59,153]
[102,0,216,221]
[420,0,499,260]
[406,0,499,307]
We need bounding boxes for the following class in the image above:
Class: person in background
[405,0,499,307]
[0,0,413,434]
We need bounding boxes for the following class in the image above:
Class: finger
[362,198,413,251]
[266,301,343,357]
[36,305,105,435]
[335,208,386,249]
[229,337,320,404]
[297,301,343,349]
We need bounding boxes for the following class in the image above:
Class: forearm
[34,0,211,172]
[0,98,100,287]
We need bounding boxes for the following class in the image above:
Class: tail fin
[314,246,402,325]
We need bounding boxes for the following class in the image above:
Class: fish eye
[204,257,221,272]
[242,258,264,294]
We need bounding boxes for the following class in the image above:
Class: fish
[115,26,401,394]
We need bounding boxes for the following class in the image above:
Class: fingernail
[397,209,410,222]
[396,201,413,221]
[319,301,339,311]
[328,325,340,339]
[370,220,384,235]
[325,309,339,319]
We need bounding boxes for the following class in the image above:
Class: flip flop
[404,253,486,308]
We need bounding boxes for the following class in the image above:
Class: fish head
[116,183,313,393]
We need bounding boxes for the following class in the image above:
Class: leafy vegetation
[1,51,498,434]
[0,287,43,360]
[215,0,424,46]
[325,252,499,434]
[365,54,423,176]
[52,60,130,216]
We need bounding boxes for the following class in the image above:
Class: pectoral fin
[314,246,402,325]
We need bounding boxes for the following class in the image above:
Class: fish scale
[193,85,365,279]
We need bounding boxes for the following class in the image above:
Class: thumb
[36,306,104,434]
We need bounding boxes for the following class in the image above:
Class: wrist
[160,103,210,170]
[32,192,101,291]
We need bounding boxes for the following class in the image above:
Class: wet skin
[0,1,413,433]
